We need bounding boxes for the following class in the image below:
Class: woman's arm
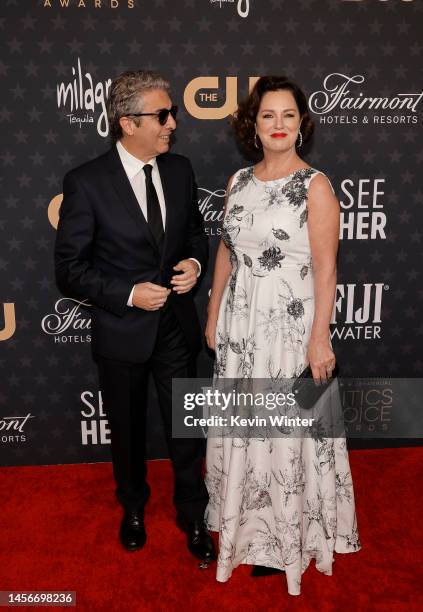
[205,176,234,350]
[306,173,340,381]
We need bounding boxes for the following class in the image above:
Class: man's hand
[170,259,199,294]
[132,282,171,311]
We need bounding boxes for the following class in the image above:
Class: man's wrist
[188,257,201,277]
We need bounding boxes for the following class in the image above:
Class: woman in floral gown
[204,76,360,596]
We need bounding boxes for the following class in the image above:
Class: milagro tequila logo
[0,413,34,444]
[41,297,91,344]
[210,0,250,18]
[330,283,388,340]
[198,187,226,236]
[309,73,423,125]
[57,58,111,137]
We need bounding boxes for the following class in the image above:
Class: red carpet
[1,448,422,611]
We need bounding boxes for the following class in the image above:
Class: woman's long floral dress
[205,167,361,596]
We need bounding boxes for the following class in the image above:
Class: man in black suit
[55,70,215,562]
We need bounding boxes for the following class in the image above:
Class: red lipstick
[271,133,287,139]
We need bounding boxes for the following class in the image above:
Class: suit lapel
[104,147,159,253]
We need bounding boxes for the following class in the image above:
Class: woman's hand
[205,315,218,351]
[306,339,336,383]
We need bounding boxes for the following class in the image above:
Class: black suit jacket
[55,147,208,363]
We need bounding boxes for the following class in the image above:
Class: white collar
[116,141,157,180]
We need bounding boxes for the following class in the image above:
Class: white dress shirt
[116,141,201,306]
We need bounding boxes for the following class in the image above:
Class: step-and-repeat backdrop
[1,0,422,466]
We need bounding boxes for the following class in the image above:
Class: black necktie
[143,164,164,249]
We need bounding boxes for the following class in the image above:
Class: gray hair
[107,70,170,143]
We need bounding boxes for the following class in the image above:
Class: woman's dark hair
[232,76,314,157]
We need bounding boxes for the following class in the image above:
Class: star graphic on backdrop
[68,38,84,54]
[143,16,156,31]
[51,14,65,30]
[21,14,36,30]
[8,37,23,53]
[98,39,113,54]
[1,152,16,166]
[197,17,211,32]
[113,16,126,31]
[15,130,28,144]
[212,41,226,55]
[38,38,53,54]
[241,42,254,55]
[45,130,58,144]
[410,42,421,56]
[168,17,181,32]
[27,107,42,122]
[227,19,240,33]
[298,43,311,56]
[127,39,141,55]
[41,84,55,100]
[257,18,269,33]
[381,43,395,56]
[172,63,187,78]
[183,41,196,55]
[8,237,22,251]
[157,41,172,55]
[82,14,96,31]
[268,42,283,56]
[285,18,298,33]
[10,278,24,291]
[326,42,339,57]
[25,61,39,78]
[342,19,354,34]
[0,107,12,122]
[36,237,50,250]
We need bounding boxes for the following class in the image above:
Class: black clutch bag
[292,364,339,411]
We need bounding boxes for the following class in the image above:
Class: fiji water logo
[57,58,111,137]
[330,283,388,340]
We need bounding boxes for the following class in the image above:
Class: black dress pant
[97,304,208,522]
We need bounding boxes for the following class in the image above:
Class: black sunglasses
[128,105,178,126]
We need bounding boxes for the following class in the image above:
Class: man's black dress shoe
[119,510,146,552]
[176,515,216,562]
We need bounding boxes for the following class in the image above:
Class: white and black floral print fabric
[206,167,361,596]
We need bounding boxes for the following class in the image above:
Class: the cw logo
[184,77,259,120]
[0,303,16,341]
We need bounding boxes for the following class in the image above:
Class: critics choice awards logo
[43,1,135,8]
[341,379,393,435]
[41,298,91,344]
